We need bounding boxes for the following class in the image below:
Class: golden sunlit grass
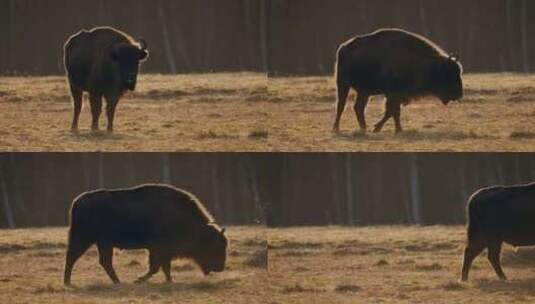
[0,226,267,304]
[2,73,535,151]
[268,226,535,304]
[0,73,268,151]
[268,73,535,151]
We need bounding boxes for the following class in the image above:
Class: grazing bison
[64,26,149,133]
[333,28,463,134]
[461,182,535,281]
[63,184,228,285]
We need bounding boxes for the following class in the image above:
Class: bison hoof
[373,127,381,133]
[332,126,340,133]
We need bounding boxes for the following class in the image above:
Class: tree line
[262,153,535,226]
[1,153,534,228]
[1,0,532,75]
[0,0,267,75]
[0,153,264,228]
[268,0,535,75]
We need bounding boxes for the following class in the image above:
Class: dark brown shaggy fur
[64,26,149,132]
[461,182,535,281]
[63,184,228,285]
[333,28,463,134]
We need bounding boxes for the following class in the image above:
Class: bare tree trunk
[330,154,341,225]
[505,0,516,71]
[259,0,268,71]
[204,2,216,70]
[98,153,104,188]
[520,0,529,72]
[161,153,171,183]
[97,0,105,25]
[418,0,430,37]
[457,163,468,218]
[172,11,192,71]
[157,0,177,74]
[0,159,15,228]
[82,153,91,190]
[8,154,26,218]
[374,163,383,223]
[211,156,221,219]
[245,156,262,224]
[127,154,136,185]
[345,154,354,225]
[280,154,290,225]
[401,172,412,223]
[409,154,422,224]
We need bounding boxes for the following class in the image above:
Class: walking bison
[461,182,535,281]
[63,184,228,285]
[64,26,149,133]
[333,28,463,134]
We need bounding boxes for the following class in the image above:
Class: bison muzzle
[333,28,463,134]
[63,184,228,285]
[64,26,149,133]
[461,182,535,281]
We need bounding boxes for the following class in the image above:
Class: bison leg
[487,241,507,280]
[70,85,83,132]
[104,94,119,133]
[353,93,369,132]
[64,238,92,285]
[97,243,120,284]
[333,82,350,132]
[89,94,103,132]
[161,257,173,282]
[460,239,485,281]
[373,98,394,133]
[391,101,403,133]
[135,249,162,283]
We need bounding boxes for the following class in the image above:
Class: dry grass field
[0,226,267,304]
[1,73,535,151]
[269,73,535,151]
[268,226,535,304]
[0,73,268,151]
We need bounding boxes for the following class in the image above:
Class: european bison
[333,28,463,134]
[63,184,228,285]
[64,26,149,133]
[461,182,535,281]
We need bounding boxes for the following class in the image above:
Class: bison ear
[221,228,226,235]
[139,49,149,61]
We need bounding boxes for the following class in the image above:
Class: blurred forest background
[1,153,535,228]
[2,0,534,75]
[0,153,265,228]
[0,0,267,75]
[269,0,535,74]
[261,153,535,226]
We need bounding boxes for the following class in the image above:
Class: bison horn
[448,52,460,62]
[139,38,148,50]
[221,228,226,235]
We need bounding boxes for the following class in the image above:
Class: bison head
[432,54,463,105]
[193,224,228,275]
[110,40,149,91]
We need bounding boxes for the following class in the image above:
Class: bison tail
[466,193,481,242]
[334,44,346,74]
